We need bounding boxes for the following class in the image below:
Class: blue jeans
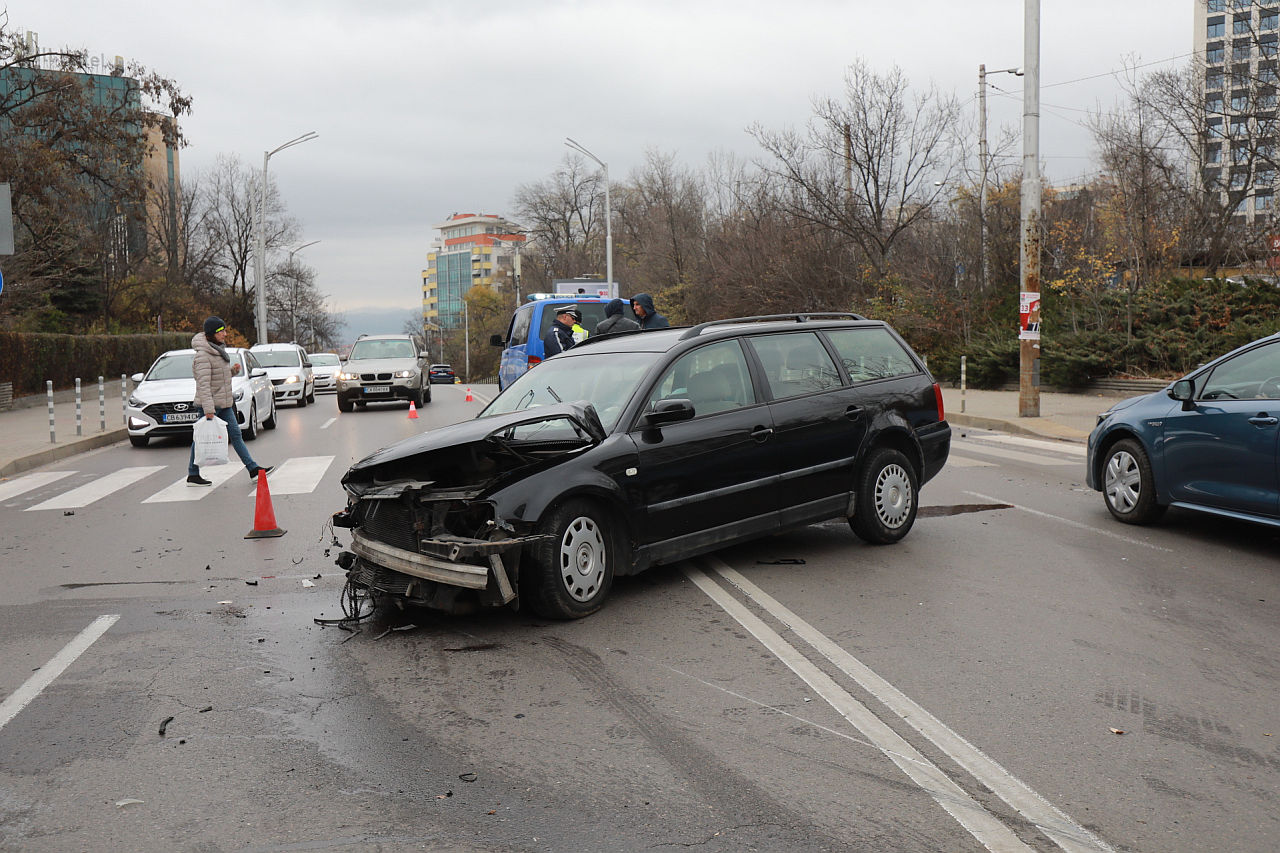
[189,406,257,476]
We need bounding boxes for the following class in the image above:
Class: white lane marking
[0,615,119,732]
[946,455,997,468]
[951,443,1077,467]
[248,456,334,495]
[26,466,166,511]
[976,434,1088,457]
[683,564,1034,853]
[142,463,241,503]
[964,491,1173,552]
[320,417,337,429]
[709,557,1116,853]
[0,471,76,502]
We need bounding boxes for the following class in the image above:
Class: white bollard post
[98,376,106,432]
[75,378,83,436]
[961,355,967,414]
[47,381,55,443]
[121,374,128,426]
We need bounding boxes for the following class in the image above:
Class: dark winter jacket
[595,298,640,335]
[542,319,576,357]
[630,293,669,330]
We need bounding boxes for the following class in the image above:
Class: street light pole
[565,138,612,293]
[255,131,318,344]
[285,240,320,346]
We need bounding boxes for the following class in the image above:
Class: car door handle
[750,426,774,442]
[845,405,864,420]
[1248,414,1279,426]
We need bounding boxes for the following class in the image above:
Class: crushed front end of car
[331,403,604,617]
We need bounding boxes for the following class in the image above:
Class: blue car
[1086,332,1280,527]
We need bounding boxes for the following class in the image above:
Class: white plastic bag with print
[192,416,229,467]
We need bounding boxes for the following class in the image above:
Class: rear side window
[747,332,841,399]
[824,328,919,382]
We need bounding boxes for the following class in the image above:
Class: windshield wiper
[546,386,562,403]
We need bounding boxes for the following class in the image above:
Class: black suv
[332,314,950,619]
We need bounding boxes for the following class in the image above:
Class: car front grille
[360,500,419,553]
[271,378,286,386]
[360,373,394,382]
[143,401,198,418]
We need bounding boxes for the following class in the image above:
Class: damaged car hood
[342,401,607,496]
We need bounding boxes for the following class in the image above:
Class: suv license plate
[364,386,390,394]
[164,412,199,423]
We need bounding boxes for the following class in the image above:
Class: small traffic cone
[245,471,286,539]
[408,401,418,419]
[465,387,474,402]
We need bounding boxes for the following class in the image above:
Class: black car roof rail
[678,312,866,341]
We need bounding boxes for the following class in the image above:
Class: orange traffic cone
[465,387,474,402]
[408,401,418,419]
[244,471,286,539]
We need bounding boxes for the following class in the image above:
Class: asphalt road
[0,387,1277,852]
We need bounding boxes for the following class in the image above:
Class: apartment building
[421,213,526,331]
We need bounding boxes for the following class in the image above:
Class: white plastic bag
[192,416,229,467]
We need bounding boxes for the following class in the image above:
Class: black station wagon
[332,314,951,619]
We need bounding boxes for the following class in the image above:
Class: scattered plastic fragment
[1109,727,1126,735]
[115,799,144,808]
[301,579,315,588]
[459,773,477,782]
[217,600,232,605]
[158,716,174,736]
[199,706,212,713]
[245,579,258,586]
[63,510,74,516]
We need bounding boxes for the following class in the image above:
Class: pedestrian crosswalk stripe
[25,466,166,511]
[0,471,76,503]
[977,433,1087,457]
[950,441,1077,467]
[142,462,242,503]
[246,456,334,496]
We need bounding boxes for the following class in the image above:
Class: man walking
[629,293,669,330]
[187,316,272,486]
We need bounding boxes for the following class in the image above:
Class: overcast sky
[26,1,1192,313]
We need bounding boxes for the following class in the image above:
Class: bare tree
[751,60,961,281]
[513,154,607,288]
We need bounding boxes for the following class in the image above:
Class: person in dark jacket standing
[594,298,640,336]
[187,316,273,486]
[542,305,579,357]
[629,293,669,330]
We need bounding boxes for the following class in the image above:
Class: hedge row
[0,332,193,397]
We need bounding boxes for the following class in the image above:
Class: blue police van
[490,295,613,391]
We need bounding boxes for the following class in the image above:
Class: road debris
[158,716,175,736]
[756,558,805,565]
[459,773,478,782]
[1109,727,1126,735]
[114,799,144,808]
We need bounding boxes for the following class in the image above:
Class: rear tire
[849,448,918,544]
[1102,438,1166,524]
[129,435,149,447]
[523,499,617,619]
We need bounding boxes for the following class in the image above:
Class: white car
[126,347,276,448]
[250,342,315,407]
[308,352,342,393]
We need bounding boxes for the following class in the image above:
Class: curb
[947,413,1089,444]
[0,429,128,479]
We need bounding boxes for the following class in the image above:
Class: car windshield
[349,340,415,360]
[481,351,659,432]
[309,354,340,365]
[254,350,301,367]
[146,353,195,380]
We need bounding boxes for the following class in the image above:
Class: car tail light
[527,355,542,368]
[933,383,945,421]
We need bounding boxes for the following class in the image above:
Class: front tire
[243,402,259,440]
[850,447,918,544]
[523,499,617,619]
[263,398,277,429]
[337,395,354,413]
[306,382,316,404]
[1102,438,1166,524]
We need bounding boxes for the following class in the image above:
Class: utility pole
[1019,0,1042,418]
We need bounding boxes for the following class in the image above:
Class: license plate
[164,412,199,423]
[363,386,390,394]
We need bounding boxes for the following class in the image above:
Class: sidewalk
[0,380,133,478]
[0,382,1135,479]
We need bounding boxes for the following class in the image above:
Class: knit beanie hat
[203,316,226,337]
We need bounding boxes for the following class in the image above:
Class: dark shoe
[186,475,212,487]
[249,465,274,480]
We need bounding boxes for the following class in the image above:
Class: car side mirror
[303,360,312,368]
[645,398,695,425]
[1169,378,1195,410]
[251,367,268,378]
[131,372,144,383]
[490,334,506,347]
